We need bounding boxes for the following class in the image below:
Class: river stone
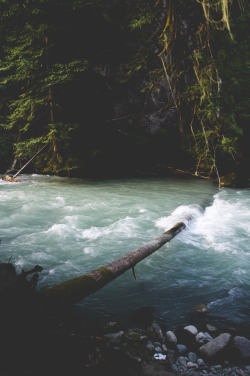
[104,331,124,344]
[146,343,155,351]
[197,358,206,367]
[155,346,162,353]
[187,361,199,369]
[194,303,210,313]
[188,352,198,363]
[176,356,188,368]
[199,333,232,360]
[151,323,164,339]
[184,325,198,336]
[206,324,218,334]
[162,344,168,353]
[196,332,212,345]
[176,344,187,355]
[166,330,177,345]
[234,336,250,361]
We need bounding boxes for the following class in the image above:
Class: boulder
[234,336,250,361]
[199,333,232,360]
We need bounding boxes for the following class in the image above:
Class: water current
[1,174,250,330]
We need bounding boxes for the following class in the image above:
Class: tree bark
[41,222,185,306]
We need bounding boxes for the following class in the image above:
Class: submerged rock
[194,303,210,313]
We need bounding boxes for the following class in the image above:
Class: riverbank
[1,262,250,375]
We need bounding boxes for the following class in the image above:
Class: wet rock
[196,332,212,345]
[219,173,249,188]
[197,358,206,367]
[187,361,199,369]
[146,343,155,351]
[194,303,210,313]
[155,346,162,353]
[234,336,250,361]
[176,344,187,355]
[206,324,218,334]
[104,331,124,344]
[184,325,198,336]
[151,322,164,340]
[176,356,188,368]
[166,330,177,345]
[162,344,168,353]
[174,327,196,348]
[199,333,232,360]
[188,352,198,363]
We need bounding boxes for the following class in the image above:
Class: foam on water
[1,174,250,328]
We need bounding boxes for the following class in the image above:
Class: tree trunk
[41,222,185,306]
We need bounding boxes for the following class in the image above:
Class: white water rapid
[1,174,250,329]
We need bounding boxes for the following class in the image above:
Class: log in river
[41,222,186,305]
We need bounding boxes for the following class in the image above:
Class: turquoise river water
[1,174,250,330]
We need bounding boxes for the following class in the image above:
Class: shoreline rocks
[101,320,250,376]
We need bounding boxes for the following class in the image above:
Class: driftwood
[41,222,186,305]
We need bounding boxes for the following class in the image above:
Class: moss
[95,266,114,282]
[41,274,96,303]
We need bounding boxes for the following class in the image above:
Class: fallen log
[41,222,186,306]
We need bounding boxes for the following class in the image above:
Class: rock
[155,346,162,353]
[171,364,178,372]
[199,333,232,360]
[104,331,124,344]
[187,361,199,369]
[151,323,164,340]
[176,344,187,355]
[206,324,218,334]
[154,342,162,347]
[196,332,212,345]
[234,336,250,361]
[162,344,168,353]
[176,356,188,368]
[166,330,177,345]
[197,358,206,367]
[2,175,20,182]
[146,343,155,351]
[188,352,198,363]
[194,303,210,313]
[184,325,198,336]
[219,173,249,188]
[174,326,196,348]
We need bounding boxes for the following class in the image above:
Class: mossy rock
[218,173,249,188]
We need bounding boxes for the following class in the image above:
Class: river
[1,174,250,331]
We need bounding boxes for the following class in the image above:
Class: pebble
[176,344,187,354]
[188,352,198,363]
[154,346,162,352]
[187,361,199,369]
[146,343,155,351]
[162,344,168,352]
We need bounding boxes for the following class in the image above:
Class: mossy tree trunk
[41,222,185,306]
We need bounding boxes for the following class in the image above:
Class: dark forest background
[0,0,249,179]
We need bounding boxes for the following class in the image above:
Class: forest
[0,0,250,180]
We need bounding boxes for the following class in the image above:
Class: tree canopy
[0,0,249,178]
